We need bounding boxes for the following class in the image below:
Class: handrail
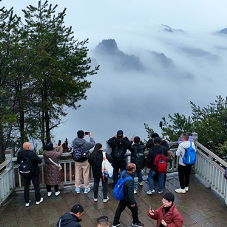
[195,141,227,167]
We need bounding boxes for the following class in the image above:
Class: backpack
[132,146,145,169]
[154,149,167,173]
[111,144,124,160]
[102,152,113,179]
[113,170,133,200]
[182,142,196,165]
[18,152,34,177]
[72,142,86,162]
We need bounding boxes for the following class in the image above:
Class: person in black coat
[57,204,84,227]
[107,130,131,187]
[112,163,144,227]
[130,136,146,193]
[17,142,43,207]
[88,143,112,202]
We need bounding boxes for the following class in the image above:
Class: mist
[2,0,227,147]
[53,26,227,146]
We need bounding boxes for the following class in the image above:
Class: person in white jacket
[175,133,196,194]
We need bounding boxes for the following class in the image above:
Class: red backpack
[154,150,167,173]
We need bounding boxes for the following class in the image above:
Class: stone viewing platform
[0,173,227,227]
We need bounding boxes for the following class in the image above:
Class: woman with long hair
[89,143,112,202]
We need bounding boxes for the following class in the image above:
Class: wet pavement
[0,173,227,227]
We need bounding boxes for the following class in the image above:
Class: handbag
[102,152,113,178]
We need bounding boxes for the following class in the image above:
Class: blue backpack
[183,142,196,165]
[113,170,133,201]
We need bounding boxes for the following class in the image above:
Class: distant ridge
[94,39,144,72]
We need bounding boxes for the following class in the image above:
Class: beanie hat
[117,130,123,138]
[45,143,53,151]
[71,204,84,214]
[163,192,175,202]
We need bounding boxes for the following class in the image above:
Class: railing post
[192,132,198,141]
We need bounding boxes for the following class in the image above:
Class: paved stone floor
[0,173,227,227]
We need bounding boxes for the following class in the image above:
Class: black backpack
[132,146,145,169]
[72,142,87,162]
[111,144,124,160]
[18,152,34,177]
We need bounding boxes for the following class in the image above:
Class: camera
[85,132,90,135]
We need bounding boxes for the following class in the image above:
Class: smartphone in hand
[58,140,61,146]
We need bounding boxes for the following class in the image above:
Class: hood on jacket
[60,212,81,226]
[73,138,86,147]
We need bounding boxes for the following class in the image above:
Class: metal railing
[194,141,227,204]
[0,153,15,205]
[1,139,227,205]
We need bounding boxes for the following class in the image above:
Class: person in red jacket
[148,192,183,227]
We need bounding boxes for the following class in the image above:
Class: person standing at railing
[43,142,63,197]
[129,136,146,194]
[17,142,43,207]
[107,130,131,188]
[175,133,196,194]
[73,130,95,194]
[146,137,169,195]
[88,143,112,202]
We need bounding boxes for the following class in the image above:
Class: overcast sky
[2,0,227,147]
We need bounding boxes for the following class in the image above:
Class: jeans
[113,200,139,224]
[93,176,108,199]
[148,169,164,192]
[23,175,41,203]
[133,168,143,189]
[112,160,126,186]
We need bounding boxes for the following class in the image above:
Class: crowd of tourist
[17,130,196,227]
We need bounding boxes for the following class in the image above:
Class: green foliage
[0,0,99,158]
[144,123,154,142]
[161,113,194,141]
[145,96,227,157]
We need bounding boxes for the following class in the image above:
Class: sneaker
[55,191,60,197]
[134,189,137,194]
[147,189,155,195]
[94,198,98,202]
[84,187,91,194]
[75,188,80,194]
[47,192,52,197]
[158,190,163,194]
[112,222,121,227]
[138,181,143,186]
[132,221,144,227]
[175,188,186,194]
[36,197,43,205]
[25,200,31,207]
[185,187,189,192]
[103,196,109,203]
